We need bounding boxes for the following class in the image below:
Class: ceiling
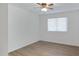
[9,3,79,15]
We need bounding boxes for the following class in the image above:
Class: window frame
[47,17,68,32]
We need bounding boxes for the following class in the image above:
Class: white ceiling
[9,3,79,15]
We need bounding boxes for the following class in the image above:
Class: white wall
[8,5,40,52]
[40,10,79,46]
[8,4,79,53]
[0,4,8,56]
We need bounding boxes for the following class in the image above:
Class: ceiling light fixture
[41,8,47,12]
[36,3,54,12]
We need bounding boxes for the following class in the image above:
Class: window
[48,17,67,32]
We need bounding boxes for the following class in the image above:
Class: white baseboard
[8,40,39,53]
[8,40,79,53]
[41,40,79,47]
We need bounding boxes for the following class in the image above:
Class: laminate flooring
[8,41,79,56]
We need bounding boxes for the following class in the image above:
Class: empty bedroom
[7,3,79,56]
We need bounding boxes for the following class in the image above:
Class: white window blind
[48,17,67,32]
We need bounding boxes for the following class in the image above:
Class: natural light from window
[48,17,68,32]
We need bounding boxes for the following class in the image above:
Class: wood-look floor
[8,41,79,56]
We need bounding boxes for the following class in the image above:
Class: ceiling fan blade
[48,3,54,6]
[36,3,43,8]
